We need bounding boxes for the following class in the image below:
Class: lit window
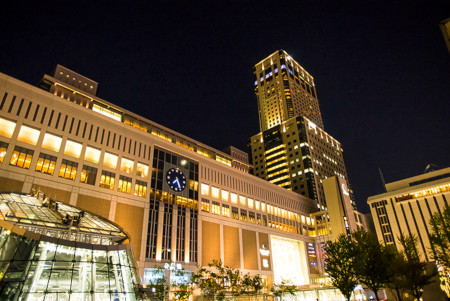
[261,202,266,212]
[239,196,246,206]
[135,180,147,197]
[64,140,82,158]
[84,146,101,164]
[100,170,115,189]
[120,157,134,174]
[118,175,132,193]
[201,199,210,212]
[221,190,229,201]
[59,159,78,180]
[230,193,237,204]
[17,125,40,145]
[211,186,219,199]
[103,152,118,169]
[42,133,62,152]
[35,153,57,175]
[10,146,33,169]
[136,163,149,178]
[222,204,230,217]
[240,209,247,222]
[201,183,209,195]
[249,211,255,223]
[0,118,16,138]
[211,201,220,215]
[232,207,239,220]
[255,200,260,211]
[92,104,121,121]
[256,213,262,225]
[248,198,254,209]
[0,142,8,163]
[80,165,97,185]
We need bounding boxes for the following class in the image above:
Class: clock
[166,168,187,192]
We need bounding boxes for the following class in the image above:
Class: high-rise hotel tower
[249,50,355,210]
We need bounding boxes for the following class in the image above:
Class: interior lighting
[17,125,40,145]
[0,118,16,138]
[42,133,62,152]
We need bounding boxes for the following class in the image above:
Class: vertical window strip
[40,107,47,124]
[8,96,16,113]
[16,98,24,116]
[24,102,32,119]
[408,202,428,261]
[62,115,68,131]
[400,203,412,236]
[55,113,61,129]
[47,110,54,126]
[0,92,8,110]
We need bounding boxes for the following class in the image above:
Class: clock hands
[172,177,181,189]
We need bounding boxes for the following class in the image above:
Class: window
[136,163,149,178]
[211,201,220,215]
[248,198,254,209]
[211,186,219,199]
[59,159,78,180]
[100,170,115,189]
[10,146,33,169]
[201,199,210,212]
[35,153,57,175]
[120,157,134,174]
[42,133,62,152]
[256,213,262,225]
[230,193,237,204]
[135,180,147,197]
[221,190,229,201]
[222,204,230,217]
[261,202,266,212]
[0,142,8,163]
[17,125,40,145]
[232,207,239,220]
[201,183,209,195]
[64,140,82,158]
[249,211,255,223]
[80,165,97,185]
[118,175,132,193]
[239,195,246,206]
[255,200,260,211]
[103,152,118,169]
[0,118,16,138]
[240,209,248,222]
[84,146,101,164]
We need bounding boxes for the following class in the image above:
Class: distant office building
[441,18,450,54]
[254,50,323,132]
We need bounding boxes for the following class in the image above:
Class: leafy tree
[242,273,263,295]
[270,278,298,298]
[324,233,359,301]
[397,234,436,300]
[429,204,450,298]
[172,283,193,301]
[192,259,226,300]
[146,266,169,301]
[386,245,408,301]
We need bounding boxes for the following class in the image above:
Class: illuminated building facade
[249,50,354,210]
[0,192,140,300]
[0,66,345,296]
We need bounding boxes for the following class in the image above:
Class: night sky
[1,1,449,212]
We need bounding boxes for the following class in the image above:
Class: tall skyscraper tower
[249,50,355,210]
[254,50,324,132]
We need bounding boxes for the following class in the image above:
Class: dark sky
[1,1,449,212]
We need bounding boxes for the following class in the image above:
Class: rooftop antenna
[378,168,387,192]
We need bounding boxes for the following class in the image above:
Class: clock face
[166,168,187,192]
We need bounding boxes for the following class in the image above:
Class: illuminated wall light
[17,125,40,145]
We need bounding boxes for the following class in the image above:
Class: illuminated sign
[341,183,349,196]
[263,259,269,268]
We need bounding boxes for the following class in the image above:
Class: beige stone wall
[242,229,257,270]
[0,177,23,193]
[77,194,110,219]
[201,221,220,265]
[114,202,144,259]
[223,225,240,269]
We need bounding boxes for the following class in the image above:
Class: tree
[146,266,169,301]
[270,278,298,298]
[429,204,450,298]
[324,233,359,301]
[192,259,226,300]
[386,245,408,301]
[352,229,392,301]
[397,234,436,300]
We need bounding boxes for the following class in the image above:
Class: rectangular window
[0,117,16,138]
[211,201,220,215]
[201,198,210,212]
[118,175,132,193]
[135,180,147,197]
[120,157,134,174]
[80,165,97,185]
[84,146,101,164]
[222,204,230,217]
[221,189,229,201]
[0,142,8,163]
[64,140,82,158]
[42,133,62,152]
[35,153,57,175]
[17,125,40,145]
[232,207,239,220]
[10,146,33,169]
[248,198,254,209]
[230,193,238,204]
[240,209,248,222]
[59,159,78,180]
[256,213,262,225]
[100,170,115,190]
[255,200,260,211]
[211,186,220,199]
[200,183,209,195]
[103,152,118,169]
[249,211,255,223]
[136,162,149,178]
[239,195,246,206]
[261,202,266,212]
